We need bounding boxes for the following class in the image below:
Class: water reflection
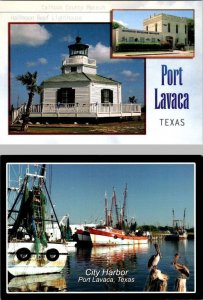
[92,244,148,265]
[8,273,67,292]
[74,244,149,292]
[76,244,149,264]
[172,239,188,253]
[166,240,190,267]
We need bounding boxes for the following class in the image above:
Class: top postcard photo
[0,0,202,144]
[111,9,194,59]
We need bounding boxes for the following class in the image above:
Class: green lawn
[9,119,145,135]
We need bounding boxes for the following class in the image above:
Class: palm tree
[16,71,41,131]
[128,96,137,104]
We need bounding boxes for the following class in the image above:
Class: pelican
[148,243,161,271]
[173,253,190,278]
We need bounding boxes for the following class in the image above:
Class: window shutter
[101,89,105,103]
[70,89,75,103]
[109,90,113,103]
[57,89,62,103]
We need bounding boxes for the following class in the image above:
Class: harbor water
[8,239,194,293]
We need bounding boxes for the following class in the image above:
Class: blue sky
[113,10,193,30]
[8,163,195,228]
[10,23,144,108]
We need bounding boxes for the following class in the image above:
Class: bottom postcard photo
[1,155,202,299]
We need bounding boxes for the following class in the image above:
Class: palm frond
[16,71,38,91]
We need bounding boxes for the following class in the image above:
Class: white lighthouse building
[42,36,122,109]
[21,36,141,121]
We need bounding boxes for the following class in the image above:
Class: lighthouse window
[57,88,75,104]
[71,67,77,72]
[101,89,113,105]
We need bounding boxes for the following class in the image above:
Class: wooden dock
[149,232,194,241]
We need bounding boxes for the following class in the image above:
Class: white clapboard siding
[74,85,90,104]
[90,83,122,104]
[43,83,90,105]
[43,82,122,106]
[43,89,57,105]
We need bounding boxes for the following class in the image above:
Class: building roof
[144,13,189,23]
[42,72,121,85]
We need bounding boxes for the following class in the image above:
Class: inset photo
[9,23,145,135]
[112,10,194,58]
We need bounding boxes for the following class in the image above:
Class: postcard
[1,155,203,299]
[0,1,202,145]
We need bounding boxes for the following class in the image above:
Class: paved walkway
[112,50,194,58]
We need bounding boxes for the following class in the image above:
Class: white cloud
[88,43,113,64]
[10,24,51,46]
[60,34,74,43]
[26,57,48,67]
[88,43,132,64]
[26,61,37,67]
[121,70,140,81]
[38,57,48,64]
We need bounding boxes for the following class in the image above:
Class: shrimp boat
[7,164,69,277]
[89,226,148,246]
[77,185,148,246]
[165,209,188,241]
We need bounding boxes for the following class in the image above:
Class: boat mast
[121,184,127,228]
[172,209,175,228]
[105,192,108,226]
[183,208,186,229]
[112,187,119,228]
[109,194,114,226]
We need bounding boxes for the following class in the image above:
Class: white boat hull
[67,241,77,248]
[165,231,188,241]
[8,241,68,277]
[90,233,148,246]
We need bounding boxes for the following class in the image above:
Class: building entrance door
[166,36,173,48]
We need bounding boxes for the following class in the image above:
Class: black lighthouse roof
[68,36,89,57]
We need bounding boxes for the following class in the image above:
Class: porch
[11,103,142,124]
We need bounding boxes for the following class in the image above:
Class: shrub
[175,43,185,50]
[116,42,171,52]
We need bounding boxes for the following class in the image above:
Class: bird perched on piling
[148,243,161,271]
[172,253,190,278]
